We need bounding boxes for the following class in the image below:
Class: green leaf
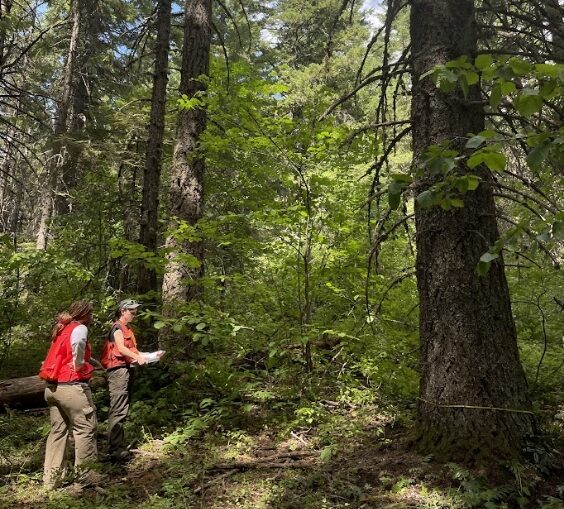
[479,129,497,139]
[466,135,485,149]
[467,152,483,169]
[448,55,470,68]
[467,175,480,190]
[416,190,435,208]
[480,252,499,263]
[437,69,458,91]
[527,141,551,170]
[450,198,464,208]
[455,177,469,194]
[500,80,516,96]
[467,149,505,171]
[154,321,166,330]
[482,65,496,81]
[177,95,203,111]
[428,155,456,176]
[420,67,437,81]
[534,63,559,78]
[540,80,557,99]
[508,57,532,76]
[475,54,493,70]
[196,322,207,331]
[464,71,479,85]
[460,75,469,98]
[515,92,543,117]
[388,191,401,210]
[482,151,506,171]
[490,83,502,109]
[476,261,491,277]
[388,181,404,210]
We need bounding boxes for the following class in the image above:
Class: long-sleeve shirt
[70,324,88,369]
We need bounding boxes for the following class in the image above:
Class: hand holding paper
[140,350,165,364]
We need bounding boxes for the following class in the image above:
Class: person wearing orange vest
[101,299,148,462]
[41,300,102,490]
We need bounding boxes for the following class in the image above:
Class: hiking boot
[63,483,84,498]
[94,485,108,495]
[62,471,107,496]
[109,449,132,463]
[83,470,107,486]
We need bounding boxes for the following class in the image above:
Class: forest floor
[1,397,563,509]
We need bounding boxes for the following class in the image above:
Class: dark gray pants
[106,366,134,453]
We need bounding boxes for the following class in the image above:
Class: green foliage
[413,57,563,280]
[0,2,561,507]
[447,463,516,508]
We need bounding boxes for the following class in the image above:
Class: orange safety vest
[39,321,94,382]
[100,321,139,369]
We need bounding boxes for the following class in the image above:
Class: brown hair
[50,300,93,341]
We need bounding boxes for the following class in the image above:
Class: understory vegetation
[1,255,562,507]
[0,0,563,507]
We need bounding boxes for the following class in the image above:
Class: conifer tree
[161,0,211,346]
[410,0,534,460]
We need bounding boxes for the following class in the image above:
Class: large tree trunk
[0,140,14,231]
[55,0,99,216]
[545,0,564,64]
[7,152,23,234]
[0,0,14,74]
[410,0,534,461]
[138,0,172,295]
[35,0,98,249]
[160,0,211,333]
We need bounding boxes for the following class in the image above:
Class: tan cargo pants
[107,366,134,455]
[43,383,98,488]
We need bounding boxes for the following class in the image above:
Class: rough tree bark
[545,0,564,64]
[0,1,14,73]
[410,0,534,461]
[160,0,211,341]
[0,0,14,232]
[138,0,172,295]
[55,47,94,215]
[0,2,31,237]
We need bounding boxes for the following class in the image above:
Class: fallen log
[193,469,239,493]
[210,460,316,470]
[0,372,107,411]
[209,451,318,471]
[252,450,316,461]
[196,455,318,491]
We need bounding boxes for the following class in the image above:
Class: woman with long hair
[40,300,102,490]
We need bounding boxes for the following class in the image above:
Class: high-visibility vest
[39,321,93,382]
[100,321,139,369]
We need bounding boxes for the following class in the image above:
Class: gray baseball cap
[118,299,142,311]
